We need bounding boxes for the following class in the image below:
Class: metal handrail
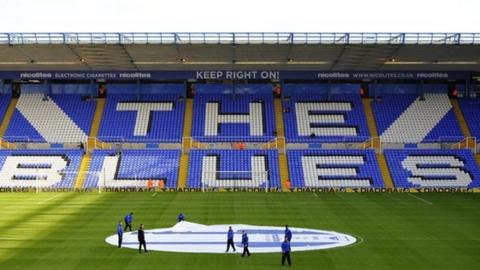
[1,32,479,45]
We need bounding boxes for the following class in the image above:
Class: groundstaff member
[124,212,133,231]
[281,238,292,266]
[138,224,147,253]
[117,221,123,248]
[285,225,292,242]
[226,226,236,252]
[241,230,250,257]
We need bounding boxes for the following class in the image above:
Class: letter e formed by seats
[295,102,356,137]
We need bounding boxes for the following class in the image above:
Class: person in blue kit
[117,221,123,248]
[138,224,147,253]
[281,238,292,266]
[241,230,250,257]
[285,225,292,242]
[177,213,185,222]
[226,226,236,252]
[124,212,133,231]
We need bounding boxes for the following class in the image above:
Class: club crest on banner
[106,221,357,253]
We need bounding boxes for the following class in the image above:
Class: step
[450,99,472,138]
[376,153,394,188]
[74,154,92,189]
[89,98,106,137]
[362,99,379,137]
[279,154,290,191]
[0,98,18,137]
[177,153,189,188]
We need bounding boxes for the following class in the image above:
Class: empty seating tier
[373,94,463,143]
[98,94,185,143]
[84,150,180,188]
[5,94,95,143]
[0,150,83,188]
[384,149,480,188]
[287,149,384,188]
[282,94,370,143]
[459,99,480,138]
[187,149,281,189]
[191,94,276,142]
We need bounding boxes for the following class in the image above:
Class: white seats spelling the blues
[384,150,480,188]
[187,150,280,189]
[295,102,357,136]
[191,93,276,142]
[287,150,383,188]
[5,94,95,143]
[98,94,185,142]
[0,150,83,188]
[282,91,370,143]
[84,150,180,188]
[374,94,463,143]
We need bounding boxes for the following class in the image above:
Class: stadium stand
[98,94,185,143]
[459,99,480,138]
[191,93,276,142]
[0,94,11,129]
[187,149,280,189]
[0,149,83,188]
[384,149,480,188]
[4,94,95,143]
[373,94,463,143]
[287,149,384,188]
[83,149,180,188]
[282,91,370,142]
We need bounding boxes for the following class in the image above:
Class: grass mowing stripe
[406,193,434,206]
[36,193,65,204]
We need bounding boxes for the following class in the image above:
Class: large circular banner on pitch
[106,221,356,253]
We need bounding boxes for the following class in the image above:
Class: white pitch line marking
[37,193,63,204]
[313,192,318,197]
[407,193,434,206]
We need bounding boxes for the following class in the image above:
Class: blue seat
[191,94,276,142]
[384,149,480,188]
[286,149,384,188]
[85,149,180,188]
[187,149,280,188]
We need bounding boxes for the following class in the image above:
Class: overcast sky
[0,0,479,33]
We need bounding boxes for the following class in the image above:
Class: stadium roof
[0,32,479,72]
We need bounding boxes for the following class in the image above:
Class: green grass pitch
[0,192,479,270]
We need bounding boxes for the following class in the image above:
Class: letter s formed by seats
[402,155,472,187]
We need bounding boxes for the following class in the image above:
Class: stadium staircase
[87,98,110,149]
[0,98,18,149]
[178,98,193,189]
[450,99,472,138]
[274,98,290,190]
[75,98,106,188]
[361,99,379,149]
[362,99,379,137]
[74,155,91,189]
[376,154,394,188]
[362,98,394,188]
